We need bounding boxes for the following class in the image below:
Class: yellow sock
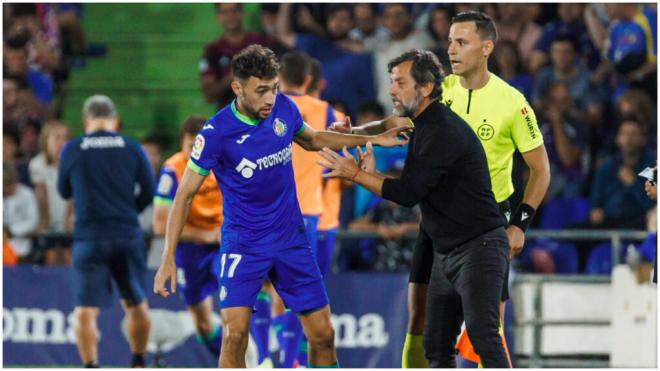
[402,333,428,368]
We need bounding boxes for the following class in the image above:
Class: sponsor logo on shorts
[219,286,227,301]
[191,134,205,160]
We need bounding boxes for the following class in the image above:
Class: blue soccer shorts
[175,242,221,306]
[71,237,147,308]
[218,242,329,313]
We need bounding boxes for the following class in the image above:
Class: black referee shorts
[409,201,512,301]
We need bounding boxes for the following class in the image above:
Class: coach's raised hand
[154,255,177,297]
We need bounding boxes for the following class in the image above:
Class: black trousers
[424,227,510,368]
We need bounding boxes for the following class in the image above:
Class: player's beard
[392,91,422,118]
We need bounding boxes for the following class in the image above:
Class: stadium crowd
[3,3,657,276]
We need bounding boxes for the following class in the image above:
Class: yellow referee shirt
[441,73,544,203]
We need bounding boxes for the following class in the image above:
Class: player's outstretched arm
[329,115,413,135]
[153,166,206,298]
[295,121,411,152]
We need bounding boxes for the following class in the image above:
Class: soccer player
[333,11,551,368]
[152,115,224,358]
[319,49,511,368]
[153,44,409,368]
[57,95,154,368]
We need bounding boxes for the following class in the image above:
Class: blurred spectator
[495,3,542,69]
[532,35,604,122]
[55,4,87,59]
[363,4,434,113]
[140,135,163,179]
[517,238,579,274]
[29,121,71,234]
[427,5,454,73]
[276,3,376,116]
[491,40,533,99]
[540,82,589,200]
[3,76,49,129]
[6,3,62,75]
[349,196,421,272]
[4,28,55,105]
[3,226,18,267]
[349,4,387,43]
[3,129,31,186]
[139,135,163,235]
[605,4,657,100]
[529,4,600,72]
[259,4,289,57]
[199,3,275,108]
[589,119,655,229]
[3,162,39,258]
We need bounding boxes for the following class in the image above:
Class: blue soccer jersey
[188,94,308,249]
[188,94,328,312]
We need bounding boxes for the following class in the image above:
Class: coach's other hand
[154,256,177,297]
[357,142,375,172]
[506,225,525,260]
[317,146,360,180]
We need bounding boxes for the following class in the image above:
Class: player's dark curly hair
[451,10,497,42]
[387,49,444,100]
[231,44,280,82]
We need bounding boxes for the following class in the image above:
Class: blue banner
[3,266,409,367]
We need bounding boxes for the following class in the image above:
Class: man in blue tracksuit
[57,95,155,368]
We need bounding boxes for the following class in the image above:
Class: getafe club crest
[273,118,287,137]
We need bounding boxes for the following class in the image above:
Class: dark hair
[6,27,30,49]
[387,49,444,100]
[279,51,311,87]
[451,10,497,42]
[551,34,577,52]
[308,58,323,93]
[11,3,37,17]
[180,115,207,139]
[357,101,385,118]
[325,4,352,19]
[231,44,280,81]
[427,5,455,41]
[215,3,242,12]
[383,3,413,16]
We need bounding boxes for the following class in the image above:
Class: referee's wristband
[510,203,536,232]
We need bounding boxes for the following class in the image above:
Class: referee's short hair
[387,50,444,100]
[83,95,117,119]
[451,10,498,42]
[231,44,279,82]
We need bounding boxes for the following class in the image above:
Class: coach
[57,95,155,368]
[318,50,510,367]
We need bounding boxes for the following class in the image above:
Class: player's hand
[506,225,525,260]
[372,126,411,147]
[154,256,177,297]
[317,146,359,180]
[356,142,376,173]
[328,116,353,134]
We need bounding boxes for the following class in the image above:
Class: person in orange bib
[152,115,224,358]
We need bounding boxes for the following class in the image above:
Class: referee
[318,50,511,367]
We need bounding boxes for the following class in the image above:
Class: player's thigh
[409,226,434,284]
[108,237,148,307]
[71,240,114,308]
[218,248,272,310]
[270,244,329,314]
[175,242,220,306]
[220,306,253,338]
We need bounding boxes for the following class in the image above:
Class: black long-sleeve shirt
[382,101,504,253]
